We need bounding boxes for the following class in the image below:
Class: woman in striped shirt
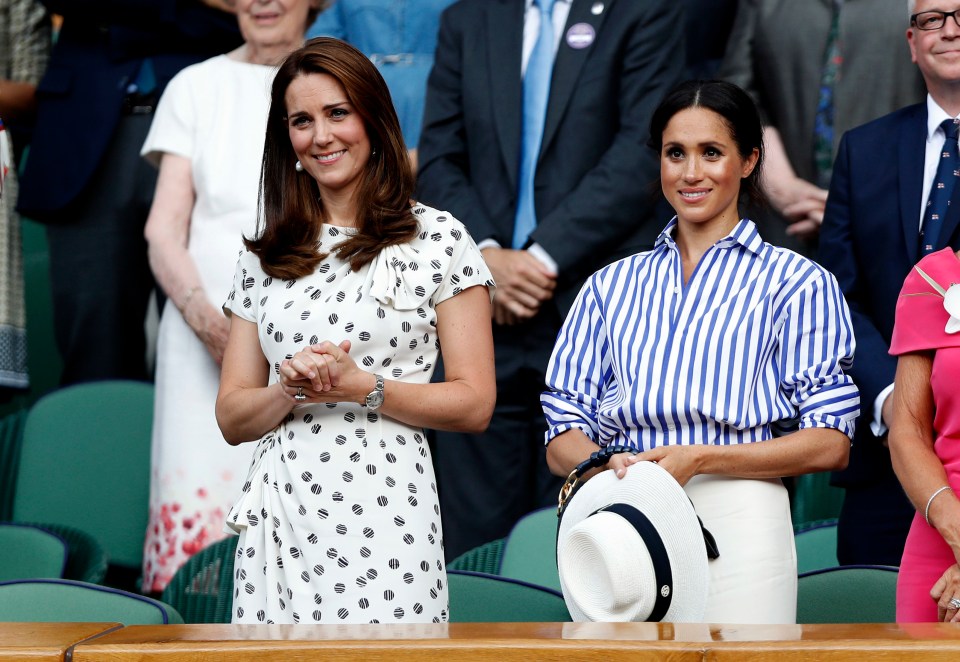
[542,80,859,624]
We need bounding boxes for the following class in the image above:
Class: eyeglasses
[911,9,960,30]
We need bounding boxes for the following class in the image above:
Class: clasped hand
[278,339,368,404]
[480,247,556,325]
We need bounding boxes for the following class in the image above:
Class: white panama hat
[557,461,710,623]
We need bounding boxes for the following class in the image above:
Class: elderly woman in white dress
[140,0,323,594]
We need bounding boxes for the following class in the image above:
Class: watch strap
[557,444,637,517]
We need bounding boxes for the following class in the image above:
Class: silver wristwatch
[365,374,385,410]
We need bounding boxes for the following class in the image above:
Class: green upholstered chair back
[794,519,840,574]
[19,523,109,584]
[162,536,238,624]
[13,381,154,570]
[791,471,844,527]
[447,570,570,622]
[796,565,899,624]
[0,579,183,624]
[499,507,561,592]
[447,538,506,574]
[0,523,67,581]
[0,410,28,521]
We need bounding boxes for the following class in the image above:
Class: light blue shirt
[307,0,455,147]
[541,218,859,450]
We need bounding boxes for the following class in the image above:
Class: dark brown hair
[245,37,417,279]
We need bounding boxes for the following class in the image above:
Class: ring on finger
[294,386,307,402]
[949,597,960,611]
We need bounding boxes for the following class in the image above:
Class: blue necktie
[130,59,157,96]
[922,118,960,256]
[512,0,557,250]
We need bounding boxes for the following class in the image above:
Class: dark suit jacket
[17,0,241,220]
[819,103,960,487]
[682,0,736,79]
[416,0,684,314]
[720,0,924,184]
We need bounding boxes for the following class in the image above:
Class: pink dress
[892,248,960,622]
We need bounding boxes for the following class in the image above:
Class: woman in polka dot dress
[216,38,496,625]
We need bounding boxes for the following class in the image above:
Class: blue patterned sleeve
[777,265,860,439]
[540,276,612,446]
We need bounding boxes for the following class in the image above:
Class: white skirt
[684,475,797,624]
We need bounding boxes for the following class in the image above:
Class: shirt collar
[655,217,764,256]
[926,94,959,141]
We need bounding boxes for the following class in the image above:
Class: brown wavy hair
[245,37,417,279]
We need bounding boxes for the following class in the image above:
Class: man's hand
[481,247,557,325]
[770,178,828,239]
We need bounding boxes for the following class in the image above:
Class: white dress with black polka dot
[223,204,494,624]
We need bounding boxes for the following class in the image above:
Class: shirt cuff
[870,383,896,437]
[475,239,559,275]
[527,242,558,275]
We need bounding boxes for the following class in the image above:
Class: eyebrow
[287,101,351,117]
[663,141,727,148]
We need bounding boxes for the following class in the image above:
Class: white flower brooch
[913,264,960,334]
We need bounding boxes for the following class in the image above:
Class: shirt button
[673,287,679,294]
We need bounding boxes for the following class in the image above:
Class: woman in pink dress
[890,247,960,622]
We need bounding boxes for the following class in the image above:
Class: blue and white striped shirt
[541,218,859,450]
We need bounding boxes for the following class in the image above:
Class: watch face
[366,390,384,409]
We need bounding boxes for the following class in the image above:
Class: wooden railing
[7,621,960,661]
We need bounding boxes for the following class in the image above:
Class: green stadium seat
[447,570,570,622]
[499,507,561,592]
[13,381,154,574]
[796,565,898,624]
[0,578,182,624]
[0,523,67,581]
[794,519,840,574]
[162,536,238,624]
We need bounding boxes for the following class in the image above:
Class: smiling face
[908,0,960,93]
[236,0,315,53]
[285,72,372,208]
[660,107,758,234]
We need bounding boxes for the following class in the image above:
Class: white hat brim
[557,461,710,622]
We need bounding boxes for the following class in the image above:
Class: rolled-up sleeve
[777,267,860,439]
[541,278,612,446]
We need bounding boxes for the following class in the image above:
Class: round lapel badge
[566,22,596,50]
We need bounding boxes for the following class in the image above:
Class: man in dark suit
[17,0,241,385]
[416,0,683,561]
[819,0,960,566]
